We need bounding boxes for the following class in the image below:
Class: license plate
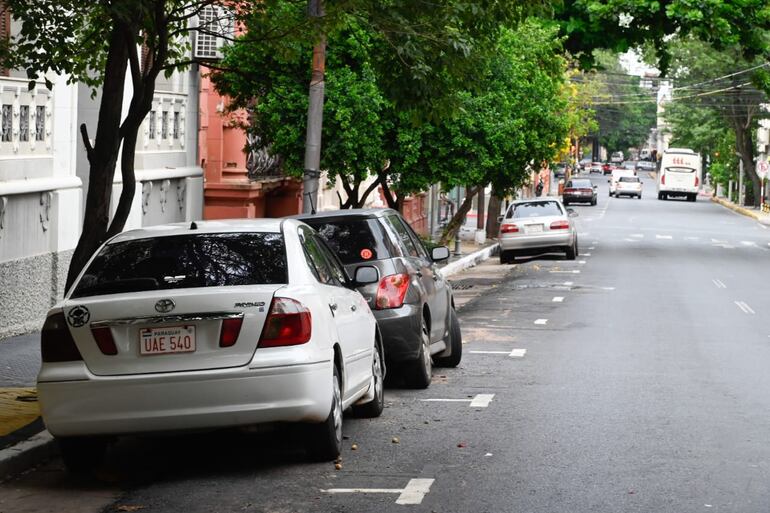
[525,224,543,234]
[140,325,196,355]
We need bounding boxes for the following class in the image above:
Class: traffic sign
[758,160,769,180]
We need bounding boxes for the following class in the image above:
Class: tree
[662,37,770,205]
[0,0,265,290]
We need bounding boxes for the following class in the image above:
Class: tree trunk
[734,124,760,207]
[476,187,485,229]
[485,192,502,238]
[439,186,480,246]
[66,24,131,291]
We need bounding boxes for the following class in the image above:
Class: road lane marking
[623,238,638,242]
[712,279,726,289]
[712,238,727,244]
[550,270,580,274]
[656,234,672,240]
[509,349,527,358]
[579,232,590,237]
[685,236,700,241]
[578,260,587,264]
[534,319,548,325]
[553,297,564,302]
[397,479,436,505]
[583,253,591,256]
[470,350,510,355]
[741,241,757,247]
[563,281,573,286]
[422,394,495,408]
[735,301,755,314]
[469,394,495,407]
[323,478,435,506]
[631,234,644,238]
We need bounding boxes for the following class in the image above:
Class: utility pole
[302,0,325,214]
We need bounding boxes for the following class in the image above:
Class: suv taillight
[695,176,699,187]
[258,298,312,348]
[661,174,665,185]
[550,220,570,230]
[500,224,519,234]
[375,273,410,309]
[41,312,83,362]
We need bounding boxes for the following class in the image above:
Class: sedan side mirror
[431,246,450,262]
[497,215,504,223]
[354,266,379,285]
[593,185,598,189]
[566,208,578,217]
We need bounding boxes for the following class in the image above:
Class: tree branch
[79,123,94,163]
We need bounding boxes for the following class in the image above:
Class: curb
[0,430,56,481]
[710,196,770,225]
[438,243,499,278]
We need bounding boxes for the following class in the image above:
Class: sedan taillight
[219,317,244,348]
[550,220,570,230]
[41,312,83,362]
[375,273,410,309]
[500,224,519,234]
[258,298,312,348]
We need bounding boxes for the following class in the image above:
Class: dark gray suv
[295,209,462,389]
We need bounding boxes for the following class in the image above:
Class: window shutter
[0,2,10,77]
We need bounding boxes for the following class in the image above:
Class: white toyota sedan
[38,219,384,471]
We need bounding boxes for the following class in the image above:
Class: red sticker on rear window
[360,248,373,260]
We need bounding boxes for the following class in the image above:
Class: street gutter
[439,243,499,278]
[711,196,770,226]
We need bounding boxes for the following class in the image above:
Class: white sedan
[38,219,384,471]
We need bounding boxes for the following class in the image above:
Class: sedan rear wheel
[566,239,577,260]
[307,365,343,461]
[405,317,432,389]
[57,436,108,474]
[434,308,462,368]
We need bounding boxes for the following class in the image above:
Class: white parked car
[38,219,384,471]
[498,199,579,263]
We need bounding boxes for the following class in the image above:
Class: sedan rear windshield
[619,177,640,182]
[303,218,395,265]
[72,233,287,298]
[568,180,592,188]
[509,201,563,219]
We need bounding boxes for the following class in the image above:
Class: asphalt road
[3,172,770,512]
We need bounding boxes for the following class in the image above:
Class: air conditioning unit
[194,5,234,60]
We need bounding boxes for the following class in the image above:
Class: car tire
[563,200,569,206]
[499,250,512,265]
[434,308,462,368]
[57,436,108,473]
[307,365,343,461]
[566,239,577,260]
[591,198,597,206]
[405,316,432,389]
[352,342,385,418]
[658,192,664,200]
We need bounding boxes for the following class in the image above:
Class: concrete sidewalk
[0,240,499,481]
[710,195,770,225]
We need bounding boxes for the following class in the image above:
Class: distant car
[622,161,638,171]
[615,176,643,198]
[610,151,624,163]
[553,164,569,178]
[609,168,636,196]
[498,199,579,264]
[38,219,385,472]
[563,178,598,206]
[602,162,612,174]
[590,162,603,174]
[295,208,461,390]
[579,158,592,171]
[636,160,656,172]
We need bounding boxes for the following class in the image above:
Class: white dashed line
[588,246,595,250]
[631,234,644,238]
[712,279,727,289]
[685,236,700,241]
[323,478,436,506]
[470,350,510,355]
[563,281,574,286]
[656,235,673,240]
[735,301,755,314]
[550,270,581,274]
[583,253,591,256]
[712,238,727,244]
[553,297,564,302]
[469,394,495,408]
[509,349,527,358]
[578,260,587,264]
[741,241,756,247]
[534,319,548,325]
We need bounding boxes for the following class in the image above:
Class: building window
[1,105,11,142]
[173,111,180,139]
[161,111,168,139]
[19,105,29,142]
[35,106,45,141]
[148,110,156,139]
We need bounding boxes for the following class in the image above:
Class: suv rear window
[510,201,563,218]
[72,233,287,298]
[304,218,395,265]
[619,176,640,182]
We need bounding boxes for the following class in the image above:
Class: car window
[569,180,592,188]
[511,201,564,219]
[304,218,396,265]
[383,215,419,257]
[314,235,349,285]
[72,232,288,298]
[299,227,340,286]
[619,177,640,183]
[399,218,430,260]
[665,167,695,173]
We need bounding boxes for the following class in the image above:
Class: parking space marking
[550,270,580,274]
[323,478,435,506]
[534,319,548,325]
[712,279,727,289]
[563,281,573,286]
[578,260,586,264]
[469,394,495,407]
[470,350,511,355]
[735,301,755,314]
[582,253,591,256]
[553,296,564,302]
[422,394,495,408]
[741,241,757,247]
[656,235,673,240]
[509,349,527,358]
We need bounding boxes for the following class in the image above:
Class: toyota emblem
[155,299,175,313]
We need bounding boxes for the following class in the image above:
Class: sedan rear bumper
[38,360,333,437]
[500,231,573,251]
[374,303,422,363]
